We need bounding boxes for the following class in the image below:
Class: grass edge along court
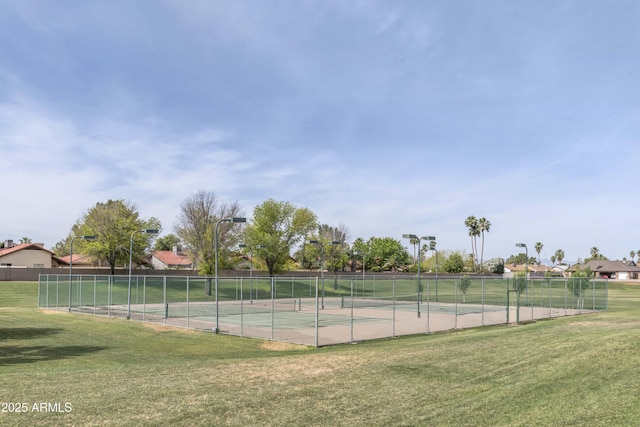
[3,280,640,426]
[38,274,608,346]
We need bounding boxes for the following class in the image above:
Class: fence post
[314,276,319,347]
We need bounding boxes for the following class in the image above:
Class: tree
[443,253,465,273]
[74,199,161,275]
[346,237,410,273]
[554,249,565,265]
[175,190,243,276]
[458,275,471,302]
[409,237,420,263]
[506,253,536,265]
[630,251,636,262]
[318,223,350,274]
[590,247,600,260]
[20,237,32,244]
[477,217,491,268]
[154,234,182,251]
[351,237,371,273]
[569,267,592,309]
[535,242,543,264]
[243,199,317,276]
[550,255,556,265]
[365,237,410,272]
[464,216,480,271]
[483,257,505,274]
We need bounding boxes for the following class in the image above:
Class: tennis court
[38,274,608,346]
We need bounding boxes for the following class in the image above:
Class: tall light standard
[239,243,266,303]
[516,243,528,322]
[215,217,246,333]
[353,250,366,281]
[68,234,96,311]
[306,239,340,309]
[403,234,436,317]
[429,240,439,302]
[128,228,159,319]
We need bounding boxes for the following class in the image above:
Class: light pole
[430,240,439,302]
[515,243,528,322]
[306,239,340,309]
[128,228,158,319]
[239,243,266,303]
[403,234,436,318]
[68,235,96,311]
[353,250,366,281]
[215,217,246,333]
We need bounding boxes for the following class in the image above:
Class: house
[0,242,56,268]
[503,263,549,279]
[575,260,640,280]
[55,253,96,268]
[549,264,569,277]
[151,247,193,270]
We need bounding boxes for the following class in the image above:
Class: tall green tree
[349,237,409,273]
[351,237,371,273]
[409,237,420,263]
[243,199,317,276]
[630,250,636,262]
[554,249,565,265]
[443,253,465,273]
[316,224,350,274]
[478,217,491,269]
[175,190,244,275]
[535,242,543,264]
[154,234,182,251]
[75,199,161,275]
[464,216,480,271]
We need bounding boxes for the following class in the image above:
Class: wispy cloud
[1,1,639,262]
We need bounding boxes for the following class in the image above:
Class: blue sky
[1,0,639,263]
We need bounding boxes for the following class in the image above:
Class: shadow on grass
[0,328,108,366]
[0,345,109,366]
[1,327,63,341]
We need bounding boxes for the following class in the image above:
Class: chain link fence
[39,274,608,346]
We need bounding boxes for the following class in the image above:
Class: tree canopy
[175,190,244,275]
[72,199,160,275]
[243,199,317,276]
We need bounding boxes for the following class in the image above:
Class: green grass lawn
[2,280,640,426]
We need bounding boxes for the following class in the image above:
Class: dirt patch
[40,309,67,315]
[260,341,310,352]
[142,323,199,334]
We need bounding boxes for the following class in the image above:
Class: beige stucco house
[0,242,57,268]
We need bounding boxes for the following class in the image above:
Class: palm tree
[464,216,479,271]
[534,242,543,264]
[20,237,32,244]
[478,217,491,269]
[555,249,565,265]
[550,255,556,265]
[630,251,636,262]
[590,247,600,260]
[409,237,419,264]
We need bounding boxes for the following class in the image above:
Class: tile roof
[578,260,640,272]
[152,251,192,266]
[57,254,93,265]
[0,243,53,257]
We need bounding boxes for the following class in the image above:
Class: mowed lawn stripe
[2,281,640,426]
